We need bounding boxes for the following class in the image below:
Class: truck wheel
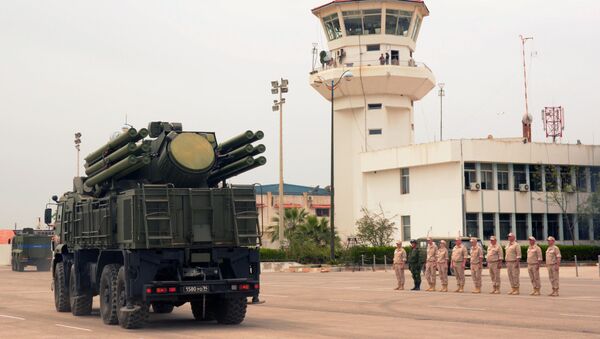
[54,262,71,312]
[191,298,215,321]
[11,258,16,271]
[116,266,148,329]
[69,264,93,316]
[152,302,174,314]
[99,264,120,325]
[215,296,246,325]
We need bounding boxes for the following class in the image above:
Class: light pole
[437,83,445,141]
[323,70,353,260]
[74,132,82,177]
[271,78,288,248]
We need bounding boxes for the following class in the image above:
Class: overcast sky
[0,0,598,228]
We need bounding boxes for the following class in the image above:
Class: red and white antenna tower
[520,35,533,142]
[542,106,564,143]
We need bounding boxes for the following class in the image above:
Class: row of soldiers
[392,233,562,296]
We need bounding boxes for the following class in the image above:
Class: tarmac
[0,265,599,338]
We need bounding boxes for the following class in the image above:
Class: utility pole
[438,83,445,141]
[271,79,288,247]
[74,132,82,177]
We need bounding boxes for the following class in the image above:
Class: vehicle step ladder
[141,184,174,247]
[229,185,261,246]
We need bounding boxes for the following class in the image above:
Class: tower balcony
[309,59,435,101]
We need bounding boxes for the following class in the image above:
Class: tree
[355,206,397,247]
[295,215,337,247]
[266,208,308,244]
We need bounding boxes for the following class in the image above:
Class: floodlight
[280,78,289,87]
[281,87,288,93]
[271,80,279,88]
[271,88,278,94]
[272,105,279,112]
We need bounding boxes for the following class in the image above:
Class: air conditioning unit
[519,183,529,192]
[469,182,481,191]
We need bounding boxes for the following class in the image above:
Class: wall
[0,244,11,266]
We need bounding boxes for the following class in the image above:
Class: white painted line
[560,313,600,319]
[260,294,289,298]
[329,299,371,303]
[55,324,92,332]
[0,315,25,320]
[429,305,486,311]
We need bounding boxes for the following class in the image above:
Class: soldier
[505,232,522,295]
[526,236,543,296]
[545,236,561,296]
[392,241,407,290]
[425,237,438,292]
[436,240,449,292]
[486,235,503,294]
[451,238,468,292]
[407,239,423,291]
[469,237,483,293]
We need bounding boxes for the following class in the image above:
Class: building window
[368,103,382,110]
[547,214,560,239]
[563,214,574,241]
[401,168,409,194]
[499,213,511,238]
[531,214,544,240]
[578,215,590,240]
[369,129,382,135]
[482,213,495,239]
[497,164,509,190]
[401,215,411,241]
[366,44,380,51]
[515,214,528,240]
[342,10,381,36]
[513,164,527,190]
[530,165,543,192]
[464,163,477,189]
[480,163,493,190]
[411,15,422,41]
[385,9,413,36]
[545,165,558,192]
[466,213,479,238]
[323,13,342,40]
[591,167,600,192]
[560,166,573,192]
[594,215,600,240]
[576,167,588,192]
[315,208,330,217]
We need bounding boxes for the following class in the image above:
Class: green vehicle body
[11,228,52,272]
[47,121,266,329]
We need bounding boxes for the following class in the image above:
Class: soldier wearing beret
[407,239,423,291]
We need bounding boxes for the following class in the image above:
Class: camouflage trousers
[410,266,422,285]
[425,261,437,286]
[547,264,559,289]
[393,264,405,287]
[437,262,448,285]
[471,262,482,288]
[528,263,541,289]
[488,261,501,288]
[506,261,520,288]
[453,261,465,286]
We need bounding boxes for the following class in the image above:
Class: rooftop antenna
[520,35,533,142]
[542,106,565,143]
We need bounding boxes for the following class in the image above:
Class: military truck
[45,122,265,329]
[10,228,52,272]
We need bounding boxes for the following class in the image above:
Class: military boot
[547,288,555,296]
[513,287,520,295]
[454,285,461,292]
[553,289,559,297]
[508,287,515,295]
[440,284,448,292]
[472,287,481,294]
[494,287,501,294]
[458,285,464,293]
[533,288,541,296]
[430,283,436,292]
[399,284,404,291]
[529,289,536,296]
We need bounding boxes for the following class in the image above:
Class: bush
[347,246,406,264]
[505,245,600,262]
[260,248,287,262]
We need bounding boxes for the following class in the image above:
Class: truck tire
[116,266,148,329]
[11,258,16,271]
[99,264,120,325]
[191,298,216,321]
[69,264,92,316]
[152,302,174,314]
[54,262,71,312]
[215,296,246,325]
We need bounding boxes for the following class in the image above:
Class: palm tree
[266,208,309,243]
[296,215,331,246]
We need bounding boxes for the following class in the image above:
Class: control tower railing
[310,58,431,74]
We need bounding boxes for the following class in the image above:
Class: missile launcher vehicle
[45,121,266,329]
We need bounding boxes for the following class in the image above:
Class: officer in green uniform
[407,239,423,291]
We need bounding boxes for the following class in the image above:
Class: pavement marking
[0,315,25,321]
[429,305,486,311]
[329,299,372,303]
[260,294,289,298]
[560,313,600,319]
[55,324,92,332]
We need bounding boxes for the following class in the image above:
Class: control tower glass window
[343,11,363,35]
[362,9,381,35]
[323,13,342,40]
[385,9,413,36]
[343,10,381,36]
[411,15,422,41]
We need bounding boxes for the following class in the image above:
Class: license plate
[183,285,209,294]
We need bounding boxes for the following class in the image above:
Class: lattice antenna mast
[542,106,565,143]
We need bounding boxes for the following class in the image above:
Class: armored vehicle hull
[11,228,52,272]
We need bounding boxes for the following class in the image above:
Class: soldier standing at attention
[437,240,449,292]
[486,236,503,294]
[425,237,438,292]
[505,232,522,295]
[469,238,483,294]
[393,241,407,290]
[451,238,468,293]
[545,236,561,296]
[526,236,543,296]
[407,239,423,291]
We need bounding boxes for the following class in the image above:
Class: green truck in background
[11,228,53,271]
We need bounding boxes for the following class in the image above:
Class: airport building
[309,0,600,244]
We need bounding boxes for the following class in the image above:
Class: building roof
[255,183,330,196]
[312,0,427,13]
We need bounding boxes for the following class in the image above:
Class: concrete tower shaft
[309,0,436,238]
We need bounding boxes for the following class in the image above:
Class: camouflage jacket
[407,247,423,267]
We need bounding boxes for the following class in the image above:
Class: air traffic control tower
[309,0,435,237]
